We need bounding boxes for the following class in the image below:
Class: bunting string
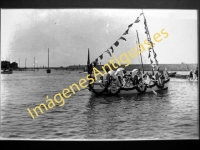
[90,12,143,66]
[143,16,159,66]
[110,46,114,53]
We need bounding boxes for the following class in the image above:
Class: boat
[186,74,198,82]
[86,11,170,95]
[168,72,176,77]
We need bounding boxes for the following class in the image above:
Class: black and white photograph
[1,9,198,140]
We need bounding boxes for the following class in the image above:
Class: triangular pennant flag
[150,59,154,64]
[114,41,119,47]
[99,54,103,60]
[148,52,151,58]
[150,42,154,48]
[155,59,158,65]
[128,23,133,28]
[152,49,155,55]
[144,19,147,26]
[134,17,140,23]
[106,50,112,57]
[110,46,114,53]
[119,36,126,41]
[123,29,129,35]
[154,53,157,58]
[93,61,97,67]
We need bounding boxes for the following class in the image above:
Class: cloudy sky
[1,9,197,67]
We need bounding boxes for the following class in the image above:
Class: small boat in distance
[1,69,13,74]
[168,72,176,77]
[47,48,51,73]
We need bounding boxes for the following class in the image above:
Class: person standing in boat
[122,70,128,87]
[154,69,161,85]
[131,69,139,87]
[137,69,145,89]
[132,73,139,87]
[143,74,150,85]
[158,70,165,84]
[194,67,198,80]
[103,68,111,87]
[115,69,123,86]
[164,67,169,79]
[148,72,156,86]
[110,75,121,87]
[137,69,143,81]
[188,69,193,80]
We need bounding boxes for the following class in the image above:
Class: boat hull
[89,78,170,95]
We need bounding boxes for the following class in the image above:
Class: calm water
[1,70,198,139]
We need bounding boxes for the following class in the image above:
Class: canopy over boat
[108,70,116,76]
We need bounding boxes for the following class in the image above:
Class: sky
[1,9,198,67]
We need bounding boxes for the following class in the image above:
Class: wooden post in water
[34,57,35,72]
[47,48,51,73]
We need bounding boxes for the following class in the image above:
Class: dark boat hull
[89,78,170,95]
[168,72,176,77]
[47,69,51,73]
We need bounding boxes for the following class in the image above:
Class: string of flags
[91,13,143,66]
[143,18,158,66]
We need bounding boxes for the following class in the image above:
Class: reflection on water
[1,70,198,139]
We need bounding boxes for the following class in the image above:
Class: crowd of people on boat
[188,67,198,81]
[99,66,170,89]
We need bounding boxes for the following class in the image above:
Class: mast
[136,30,144,74]
[34,57,35,72]
[48,48,49,68]
[87,48,90,74]
[87,48,92,91]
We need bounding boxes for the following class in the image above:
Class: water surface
[1,70,198,139]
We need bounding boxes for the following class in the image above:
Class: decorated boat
[86,10,170,95]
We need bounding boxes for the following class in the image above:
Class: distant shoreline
[67,64,198,71]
